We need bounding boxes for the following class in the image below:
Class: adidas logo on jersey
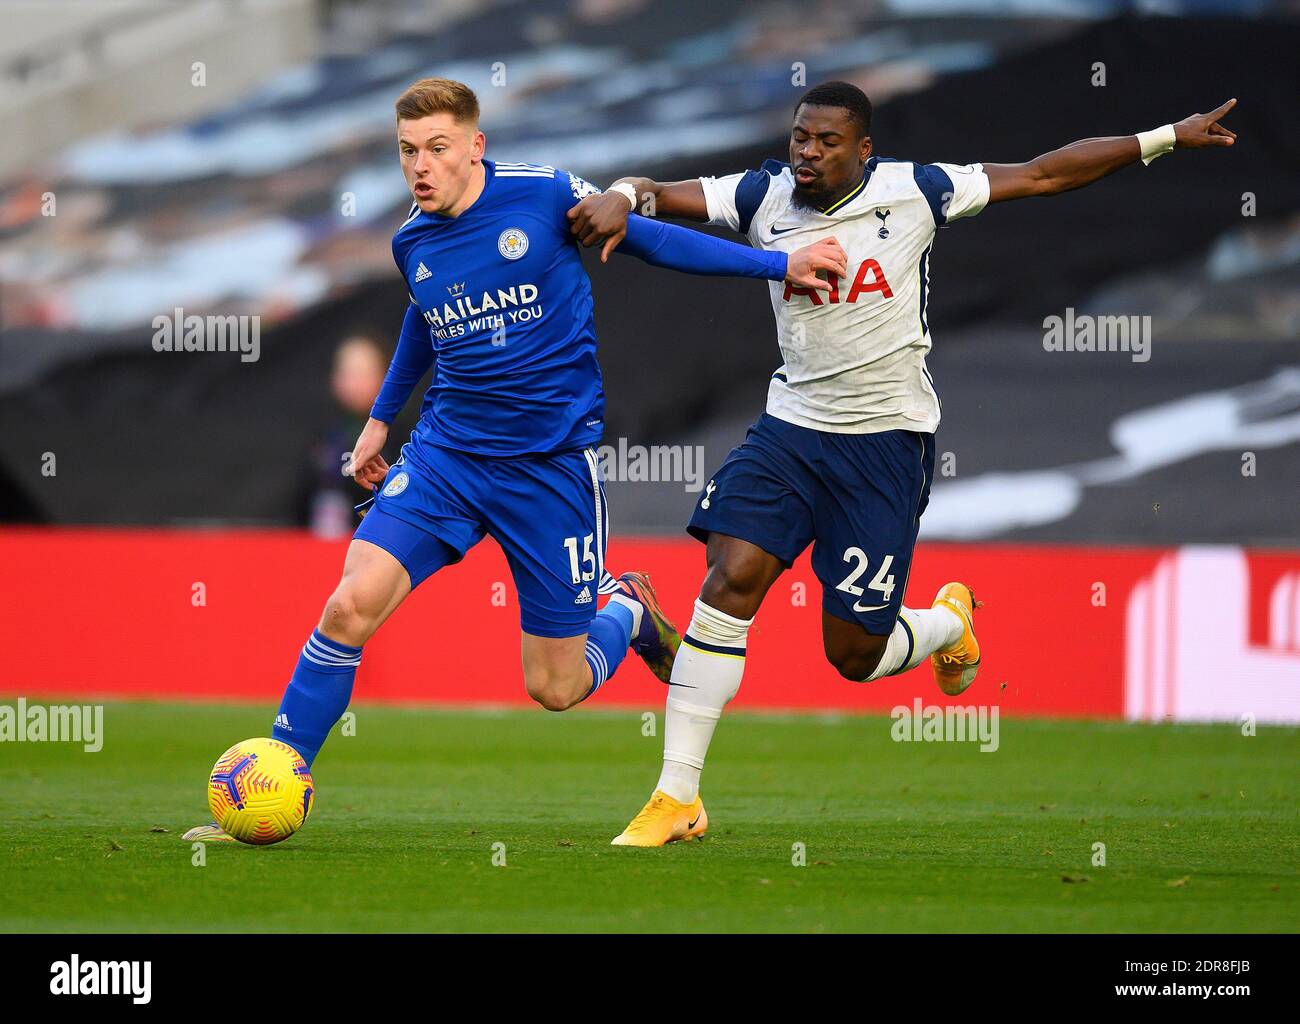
[574,586,593,605]
[414,262,432,283]
[274,713,292,731]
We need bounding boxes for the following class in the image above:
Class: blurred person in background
[304,331,390,538]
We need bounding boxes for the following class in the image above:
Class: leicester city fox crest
[382,472,410,497]
[497,228,529,260]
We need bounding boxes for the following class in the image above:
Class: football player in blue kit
[185,77,846,841]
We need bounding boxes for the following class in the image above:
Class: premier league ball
[206,738,314,845]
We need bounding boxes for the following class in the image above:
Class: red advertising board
[2,529,1297,721]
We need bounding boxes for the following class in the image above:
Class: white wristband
[607,181,638,210]
[1136,124,1176,166]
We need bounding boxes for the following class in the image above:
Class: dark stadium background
[0,0,1297,721]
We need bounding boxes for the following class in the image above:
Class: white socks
[864,605,963,681]
[656,600,751,803]
[653,600,963,802]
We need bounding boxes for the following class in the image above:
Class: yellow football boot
[931,582,981,696]
[610,790,707,846]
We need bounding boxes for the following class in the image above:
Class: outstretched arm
[984,99,1237,203]
[614,178,709,221]
[557,171,843,288]
[568,179,707,261]
[616,213,847,294]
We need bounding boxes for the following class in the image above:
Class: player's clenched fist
[345,417,391,488]
[785,236,847,292]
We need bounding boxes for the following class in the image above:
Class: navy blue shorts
[354,441,610,638]
[688,414,935,634]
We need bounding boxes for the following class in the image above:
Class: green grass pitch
[1,702,1295,932]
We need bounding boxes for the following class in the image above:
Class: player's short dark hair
[795,81,872,137]
[395,77,480,125]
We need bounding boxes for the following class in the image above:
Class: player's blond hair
[394,77,480,125]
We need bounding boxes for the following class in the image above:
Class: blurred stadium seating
[2,0,1296,538]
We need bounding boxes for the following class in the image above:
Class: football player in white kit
[567,81,1238,845]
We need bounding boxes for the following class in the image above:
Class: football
[206,738,314,845]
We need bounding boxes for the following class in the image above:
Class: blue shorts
[353,442,610,638]
[688,413,935,634]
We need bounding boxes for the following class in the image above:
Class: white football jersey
[699,157,989,434]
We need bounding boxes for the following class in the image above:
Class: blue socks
[273,629,362,767]
[274,604,633,763]
[583,602,634,698]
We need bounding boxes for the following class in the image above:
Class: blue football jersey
[391,159,606,458]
